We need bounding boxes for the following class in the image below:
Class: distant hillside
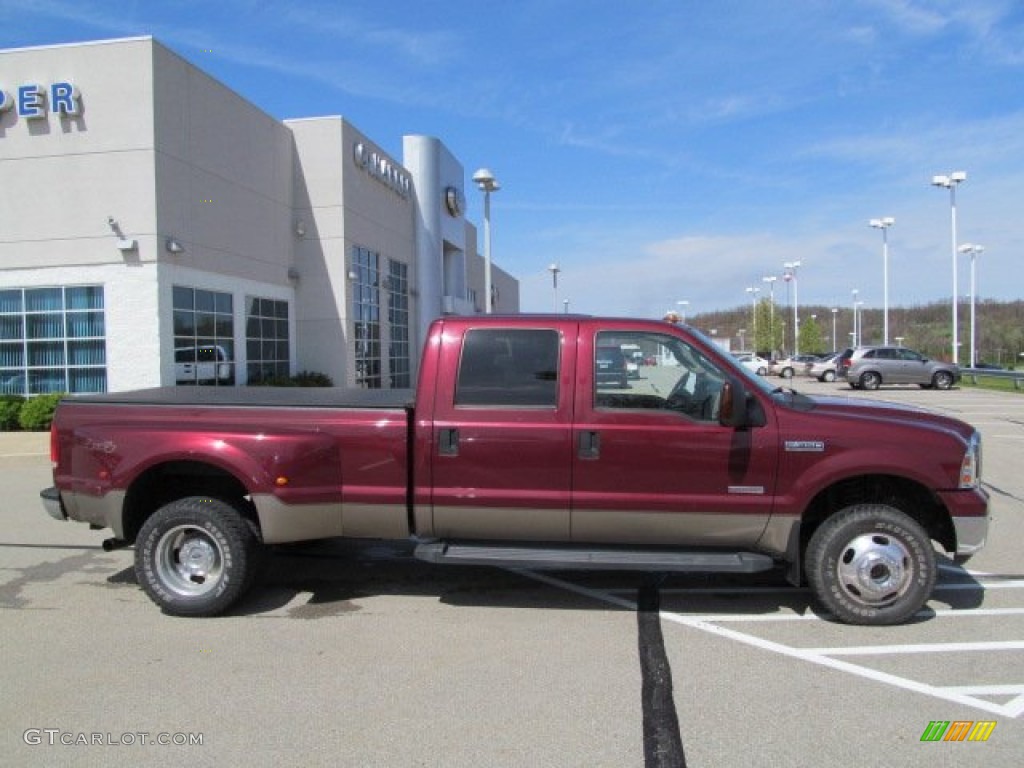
[690,299,1024,367]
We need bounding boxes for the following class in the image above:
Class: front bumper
[40,486,66,521]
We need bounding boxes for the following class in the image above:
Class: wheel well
[121,460,256,543]
[801,474,956,556]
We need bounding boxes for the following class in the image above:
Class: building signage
[352,141,411,200]
[0,81,81,121]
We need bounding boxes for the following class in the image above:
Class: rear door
[570,324,779,547]
[428,322,576,541]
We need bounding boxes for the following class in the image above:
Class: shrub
[18,393,65,431]
[0,395,25,431]
[249,371,333,387]
[291,370,334,387]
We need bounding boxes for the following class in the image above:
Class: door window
[594,331,726,422]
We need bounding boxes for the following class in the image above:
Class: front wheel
[821,370,836,382]
[135,497,262,617]
[805,504,935,625]
[859,371,882,390]
[932,371,954,390]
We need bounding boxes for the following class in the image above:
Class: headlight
[959,431,982,489]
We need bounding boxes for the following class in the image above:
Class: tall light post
[783,260,801,356]
[831,308,837,351]
[958,243,984,367]
[563,298,570,314]
[472,168,500,313]
[869,217,895,344]
[547,263,561,313]
[745,286,760,344]
[855,301,865,345]
[738,328,747,351]
[851,289,859,346]
[676,300,690,325]
[931,171,967,363]
[762,275,777,356]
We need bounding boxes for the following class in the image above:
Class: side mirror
[718,381,748,428]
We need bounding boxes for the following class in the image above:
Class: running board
[414,541,774,573]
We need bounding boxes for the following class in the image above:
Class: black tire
[806,504,935,625]
[757,367,767,376]
[859,371,882,390]
[821,370,836,383]
[781,367,794,379]
[932,371,954,390]
[135,496,262,617]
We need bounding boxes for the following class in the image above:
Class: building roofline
[0,35,154,55]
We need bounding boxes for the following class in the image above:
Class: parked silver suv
[839,345,960,390]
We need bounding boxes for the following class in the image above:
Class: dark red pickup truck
[41,315,988,624]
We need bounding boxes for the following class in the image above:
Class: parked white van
[175,345,233,384]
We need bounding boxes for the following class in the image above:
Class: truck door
[428,324,575,541]
[571,326,778,547]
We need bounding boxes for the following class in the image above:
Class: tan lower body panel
[62,490,127,537]
[432,505,571,542]
[572,509,771,548]
[252,495,408,544]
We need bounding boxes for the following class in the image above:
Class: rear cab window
[454,328,560,407]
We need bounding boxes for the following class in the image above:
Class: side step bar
[414,540,774,574]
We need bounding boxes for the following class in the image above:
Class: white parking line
[807,640,1024,656]
[518,569,1024,719]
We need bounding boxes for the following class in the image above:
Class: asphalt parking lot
[1,382,1022,767]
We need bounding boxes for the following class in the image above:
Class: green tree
[799,316,825,355]
[753,299,783,357]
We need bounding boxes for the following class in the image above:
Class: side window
[594,331,726,422]
[899,348,923,362]
[455,329,559,407]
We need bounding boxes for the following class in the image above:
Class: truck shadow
[112,538,985,622]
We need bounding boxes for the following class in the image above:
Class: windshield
[684,325,779,395]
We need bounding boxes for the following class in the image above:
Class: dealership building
[0,36,518,395]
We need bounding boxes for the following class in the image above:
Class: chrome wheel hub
[836,533,911,605]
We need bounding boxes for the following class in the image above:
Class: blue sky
[3,0,1023,319]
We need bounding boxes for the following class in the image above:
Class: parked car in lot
[839,345,960,390]
[736,353,770,376]
[805,352,841,382]
[595,345,629,388]
[770,354,819,379]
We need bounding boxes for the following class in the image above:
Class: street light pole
[745,286,760,344]
[547,263,561,313]
[762,276,777,356]
[831,307,838,351]
[869,217,895,345]
[851,289,859,346]
[931,171,967,363]
[676,300,689,325]
[784,260,801,356]
[472,168,500,313]
[958,243,984,367]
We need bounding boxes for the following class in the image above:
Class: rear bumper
[937,486,989,558]
[40,486,66,521]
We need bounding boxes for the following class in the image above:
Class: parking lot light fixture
[472,168,500,313]
[959,243,985,367]
[783,261,802,356]
[762,276,778,355]
[547,263,561,313]
[676,300,689,325]
[869,217,895,344]
[831,307,838,350]
[745,286,760,339]
[931,171,967,364]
